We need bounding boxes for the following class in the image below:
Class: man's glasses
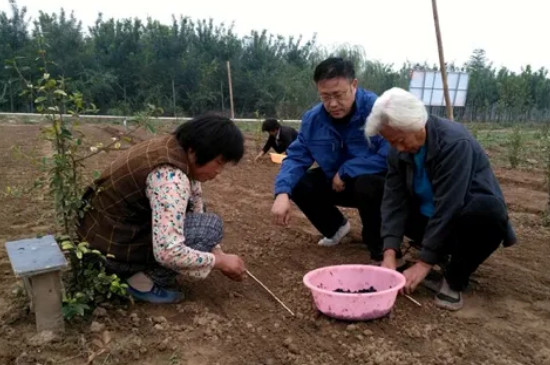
[319,88,351,103]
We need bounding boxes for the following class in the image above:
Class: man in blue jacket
[271,57,389,261]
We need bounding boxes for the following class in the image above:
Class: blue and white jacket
[274,88,389,195]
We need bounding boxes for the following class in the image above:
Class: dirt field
[0,122,549,365]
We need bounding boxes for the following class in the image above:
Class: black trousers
[405,195,508,291]
[291,168,385,260]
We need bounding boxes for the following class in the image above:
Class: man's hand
[381,249,397,270]
[271,193,291,226]
[254,152,264,162]
[401,261,433,294]
[332,173,345,192]
[214,253,246,281]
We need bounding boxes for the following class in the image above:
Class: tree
[465,49,498,121]
[0,1,30,111]
[2,5,550,121]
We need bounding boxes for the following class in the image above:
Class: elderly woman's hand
[381,249,397,270]
[401,261,432,294]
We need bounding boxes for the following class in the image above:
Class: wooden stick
[245,269,295,316]
[431,0,454,120]
[404,294,422,307]
[226,60,235,119]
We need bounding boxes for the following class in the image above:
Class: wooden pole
[226,61,235,119]
[431,0,454,120]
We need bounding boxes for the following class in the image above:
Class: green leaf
[145,122,156,134]
[34,96,47,104]
[61,305,75,320]
[54,89,68,97]
[61,128,73,139]
[61,241,75,250]
[43,73,50,80]
[77,241,89,249]
[76,305,86,316]
[45,79,57,89]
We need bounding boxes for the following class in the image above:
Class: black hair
[174,113,244,166]
[313,57,356,83]
[261,118,281,132]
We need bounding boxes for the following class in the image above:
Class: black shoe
[421,270,444,292]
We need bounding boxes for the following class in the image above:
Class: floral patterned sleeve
[145,165,215,279]
[190,180,204,213]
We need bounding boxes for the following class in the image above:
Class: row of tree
[1,2,549,121]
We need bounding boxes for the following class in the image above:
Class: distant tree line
[1,2,549,122]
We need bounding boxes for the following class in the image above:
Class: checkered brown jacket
[76,134,189,264]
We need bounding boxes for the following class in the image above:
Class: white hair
[365,87,428,137]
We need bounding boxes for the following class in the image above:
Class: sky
[2,0,549,73]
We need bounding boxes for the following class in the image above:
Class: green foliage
[33,74,97,236]
[252,111,263,152]
[0,2,396,119]
[463,49,550,123]
[537,123,550,140]
[507,125,523,168]
[468,122,480,140]
[7,49,164,320]
[3,3,550,121]
[60,239,128,319]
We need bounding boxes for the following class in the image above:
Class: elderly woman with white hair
[365,87,516,310]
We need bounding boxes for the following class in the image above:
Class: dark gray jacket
[381,116,517,264]
[262,125,298,154]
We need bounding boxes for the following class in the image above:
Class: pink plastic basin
[303,264,406,321]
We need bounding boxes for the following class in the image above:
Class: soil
[1,122,550,365]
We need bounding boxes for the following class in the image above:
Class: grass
[464,122,549,169]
